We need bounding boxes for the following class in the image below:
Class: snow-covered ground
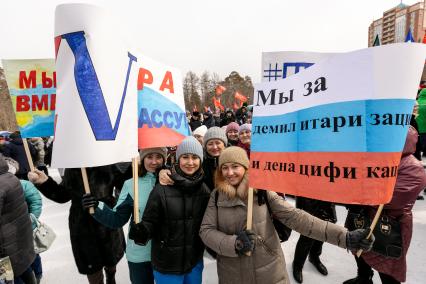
[38,170,426,283]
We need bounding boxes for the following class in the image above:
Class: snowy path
[39,171,426,283]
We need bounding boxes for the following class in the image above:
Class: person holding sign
[199,146,375,284]
[128,137,211,284]
[343,127,426,284]
[28,166,129,284]
[81,148,167,284]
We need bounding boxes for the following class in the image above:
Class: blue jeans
[128,261,154,284]
[14,266,36,284]
[31,254,42,279]
[153,260,203,284]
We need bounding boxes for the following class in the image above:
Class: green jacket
[416,89,426,133]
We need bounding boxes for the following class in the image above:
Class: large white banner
[252,43,426,204]
[52,4,138,168]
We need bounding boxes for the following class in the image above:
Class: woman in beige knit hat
[199,146,375,284]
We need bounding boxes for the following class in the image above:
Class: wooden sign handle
[132,157,140,223]
[246,187,254,230]
[356,204,384,257]
[81,168,94,215]
[22,138,35,172]
[245,187,254,256]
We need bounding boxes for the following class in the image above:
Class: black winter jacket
[36,165,129,274]
[2,138,34,177]
[139,169,210,274]
[0,154,35,276]
[296,197,337,223]
[202,153,218,192]
[202,113,216,129]
[220,112,236,127]
[189,118,202,132]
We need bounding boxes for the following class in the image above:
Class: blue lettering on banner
[282,62,314,78]
[263,61,314,81]
[62,31,137,140]
[138,108,187,130]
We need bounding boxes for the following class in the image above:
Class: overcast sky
[0,0,421,82]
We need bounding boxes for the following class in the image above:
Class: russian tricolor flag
[250,43,426,205]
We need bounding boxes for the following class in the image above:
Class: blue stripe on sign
[251,99,414,152]
[138,87,190,136]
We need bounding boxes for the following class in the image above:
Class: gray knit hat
[139,147,167,162]
[176,136,204,161]
[203,126,228,147]
[238,123,252,134]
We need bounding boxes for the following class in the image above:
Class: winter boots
[342,276,373,284]
[292,257,328,283]
[104,266,116,284]
[87,266,116,284]
[308,256,328,275]
[292,262,303,283]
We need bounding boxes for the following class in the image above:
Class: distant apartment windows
[395,14,406,42]
[373,24,383,42]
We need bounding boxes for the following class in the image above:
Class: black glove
[346,228,375,251]
[235,229,256,256]
[82,193,98,210]
[128,221,149,246]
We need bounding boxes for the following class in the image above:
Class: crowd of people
[1,102,425,284]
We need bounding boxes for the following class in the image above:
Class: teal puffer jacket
[20,179,42,229]
[93,173,156,263]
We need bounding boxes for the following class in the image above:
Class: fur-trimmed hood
[215,169,250,200]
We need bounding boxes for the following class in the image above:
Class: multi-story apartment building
[368,1,426,46]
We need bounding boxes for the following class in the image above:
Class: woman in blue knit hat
[129,136,210,284]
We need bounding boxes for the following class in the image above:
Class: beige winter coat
[199,175,348,284]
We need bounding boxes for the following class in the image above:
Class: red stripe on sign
[138,125,186,149]
[54,36,62,59]
[249,152,402,205]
